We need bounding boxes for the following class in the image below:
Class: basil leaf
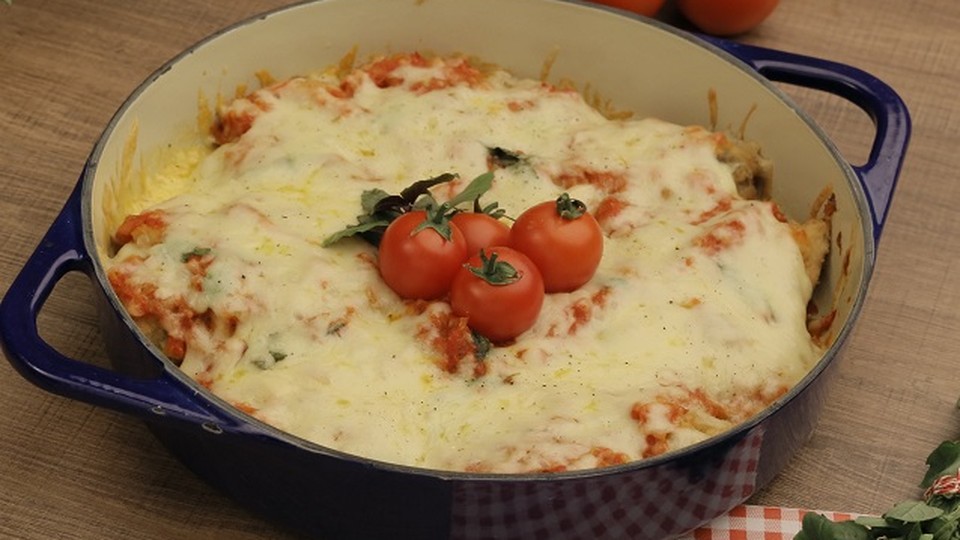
[325,173,462,248]
[922,442,960,489]
[398,172,458,203]
[361,188,392,213]
[446,172,495,209]
[886,500,945,524]
[901,521,924,540]
[180,247,212,262]
[487,146,525,168]
[797,513,872,540]
[471,331,492,361]
[321,219,389,247]
[928,499,960,538]
[854,516,891,528]
[930,516,960,540]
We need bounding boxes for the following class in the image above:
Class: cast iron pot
[0,0,910,538]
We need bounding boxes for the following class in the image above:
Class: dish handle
[0,181,250,434]
[707,38,912,242]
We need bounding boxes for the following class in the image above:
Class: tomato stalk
[466,250,520,285]
[555,192,588,220]
[412,202,457,241]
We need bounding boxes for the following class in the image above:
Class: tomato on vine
[451,212,512,256]
[450,247,545,343]
[510,193,604,293]
[377,207,468,300]
[450,193,512,256]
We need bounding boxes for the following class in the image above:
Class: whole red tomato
[510,193,604,293]
[589,0,666,17]
[450,247,545,343]
[450,212,512,257]
[677,0,779,36]
[378,210,468,300]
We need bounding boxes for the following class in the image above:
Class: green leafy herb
[471,331,492,361]
[180,247,212,262]
[793,439,960,540]
[885,501,945,523]
[487,146,525,169]
[446,172,494,208]
[323,171,496,247]
[923,442,960,489]
[327,320,348,336]
[320,219,390,247]
[252,350,288,370]
[795,513,872,540]
[321,172,456,247]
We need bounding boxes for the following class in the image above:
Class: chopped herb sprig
[323,171,495,247]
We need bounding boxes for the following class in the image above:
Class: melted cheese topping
[105,54,824,473]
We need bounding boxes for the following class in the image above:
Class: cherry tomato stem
[510,193,604,293]
[450,247,545,343]
[378,210,467,300]
[465,250,520,285]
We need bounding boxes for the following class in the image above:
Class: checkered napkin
[682,505,860,539]
[449,430,765,539]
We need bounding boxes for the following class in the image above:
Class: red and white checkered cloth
[450,431,766,539]
[447,429,863,539]
[682,504,860,539]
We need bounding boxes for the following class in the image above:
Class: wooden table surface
[1,0,958,538]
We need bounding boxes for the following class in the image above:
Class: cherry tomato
[450,247,545,343]
[588,0,666,17]
[510,194,604,293]
[450,212,512,257]
[378,210,468,300]
[677,0,779,36]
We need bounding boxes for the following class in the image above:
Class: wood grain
[1,0,957,538]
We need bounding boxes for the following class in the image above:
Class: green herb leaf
[930,512,960,540]
[487,146,525,168]
[446,172,495,209]
[471,331,492,361]
[321,219,389,247]
[397,172,458,205]
[323,173,459,247]
[927,500,960,540]
[903,521,927,540]
[797,513,872,540]
[853,516,892,529]
[923,441,960,489]
[361,188,392,213]
[886,501,946,524]
[180,247,212,262]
